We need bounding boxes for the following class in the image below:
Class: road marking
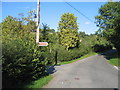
[114,66,119,70]
[61,82,64,88]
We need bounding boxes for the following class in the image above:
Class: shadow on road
[46,66,56,74]
[99,49,118,60]
[46,65,61,74]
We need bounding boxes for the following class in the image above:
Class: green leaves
[1,11,47,88]
[2,38,47,84]
[95,2,120,51]
[58,13,79,50]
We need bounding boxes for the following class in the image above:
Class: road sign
[38,42,48,46]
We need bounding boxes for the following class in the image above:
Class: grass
[24,75,53,88]
[57,52,98,65]
[108,58,120,66]
[107,52,120,67]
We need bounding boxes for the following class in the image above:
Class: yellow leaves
[32,58,39,62]
[58,13,79,50]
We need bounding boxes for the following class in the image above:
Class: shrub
[2,38,47,88]
[57,46,70,62]
[42,50,55,65]
[57,47,86,62]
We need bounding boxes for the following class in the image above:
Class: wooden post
[36,0,40,43]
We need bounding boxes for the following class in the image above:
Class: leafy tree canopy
[58,13,79,50]
[95,2,120,51]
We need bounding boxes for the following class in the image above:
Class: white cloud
[85,22,91,25]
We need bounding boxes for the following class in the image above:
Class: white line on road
[114,66,119,70]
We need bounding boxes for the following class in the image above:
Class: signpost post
[36,0,48,46]
[36,0,40,44]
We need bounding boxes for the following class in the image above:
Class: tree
[41,23,51,41]
[1,11,47,88]
[95,2,120,52]
[58,13,79,50]
[19,10,37,33]
[2,16,23,41]
[110,16,120,52]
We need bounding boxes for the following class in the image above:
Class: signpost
[38,42,48,46]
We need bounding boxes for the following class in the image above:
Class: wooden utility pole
[36,0,40,43]
[36,0,48,46]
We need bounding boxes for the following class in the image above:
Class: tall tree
[95,2,120,52]
[2,16,23,41]
[58,13,79,50]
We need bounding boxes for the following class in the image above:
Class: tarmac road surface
[44,53,118,88]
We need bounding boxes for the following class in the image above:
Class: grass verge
[108,58,120,66]
[107,52,120,67]
[57,52,98,65]
[24,75,53,88]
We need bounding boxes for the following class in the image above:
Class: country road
[44,52,118,88]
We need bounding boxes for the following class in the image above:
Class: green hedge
[41,44,94,64]
[2,39,47,88]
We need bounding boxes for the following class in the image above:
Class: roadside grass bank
[23,75,53,88]
[96,49,120,67]
[57,52,98,65]
[56,49,115,65]
[107,52,120,67]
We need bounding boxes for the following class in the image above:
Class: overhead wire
[63,0,99,34]
[64,0,95,23]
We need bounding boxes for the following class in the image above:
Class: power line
[64,1,94,23]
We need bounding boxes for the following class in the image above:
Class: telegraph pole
[36,0,40,43]
[36,0,48,46]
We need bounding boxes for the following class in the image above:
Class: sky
[2,2,108,34]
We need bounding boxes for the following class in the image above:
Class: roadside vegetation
[1,1,120,89]
[108,52,120,67]
[58,52,98,65]
[24,75,53,88]
[95,1,120,67]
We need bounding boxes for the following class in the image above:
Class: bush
[69,49,84,59]
[57,46,86,62]
[57,46,70,62]
[2,39,47,88]
[42,50,55,65]
[42,43,94,64]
